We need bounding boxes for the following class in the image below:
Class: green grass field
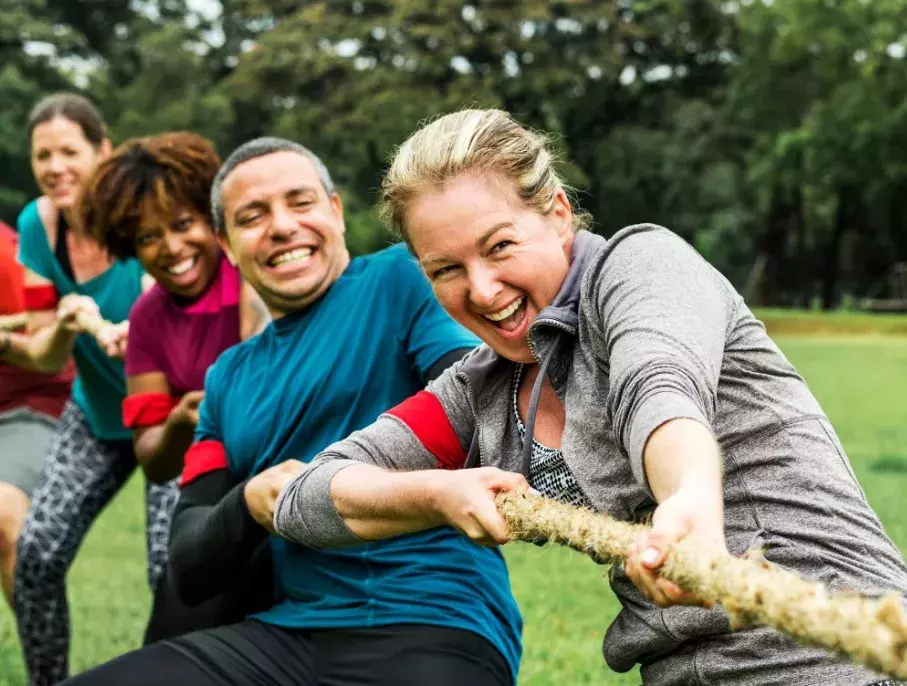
[2,331,907,685]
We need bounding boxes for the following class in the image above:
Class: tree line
[3,0,907,308]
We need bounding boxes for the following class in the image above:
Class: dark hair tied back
[27,93,107,149]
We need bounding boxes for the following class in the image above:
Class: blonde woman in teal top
[15,198,142,438]
[0,93,172,685]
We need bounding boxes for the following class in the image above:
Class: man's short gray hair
[211,136,335,233]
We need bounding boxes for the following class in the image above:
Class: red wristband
[122,392,179,429]
[180,440,228,487]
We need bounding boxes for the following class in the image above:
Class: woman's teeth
[485,297,525,322]
[168,257,196,275]
[271,247,313,267]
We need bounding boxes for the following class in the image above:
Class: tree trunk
[758,183,799,306]
[889,183,907,261]
[788,185,805,307]
[821,186,853,310]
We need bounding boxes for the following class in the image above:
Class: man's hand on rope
[431,467,531,547]
[625,488,727,609]
[245,460,307,532]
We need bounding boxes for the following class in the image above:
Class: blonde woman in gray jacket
[269,109,907,686]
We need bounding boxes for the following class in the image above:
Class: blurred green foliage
[3,0,907,307]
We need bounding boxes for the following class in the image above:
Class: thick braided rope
[0,312,29,331]
[0,312,111,337]
[496,491,907,680]
[1,311,113,350]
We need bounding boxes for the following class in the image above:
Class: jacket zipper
[527,318,577,360]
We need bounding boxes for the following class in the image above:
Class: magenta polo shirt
[125,255,241,396]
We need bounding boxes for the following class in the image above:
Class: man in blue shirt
[65,138,522,686]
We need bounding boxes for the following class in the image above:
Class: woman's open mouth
[164,255,201,288]
[482,296,530,337]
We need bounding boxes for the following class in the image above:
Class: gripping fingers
[492,469,531,494]
[452,500,510,546]
[438,468,525,546]
[626,535,670,607]
[460,513,507,547]
[656,578,701,607]
[98,327,126,358]
[475,498,511,544]
[451,496,510,547]
[627,536,704,608]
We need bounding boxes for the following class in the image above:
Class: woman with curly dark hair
[78,131,269,642]
[80,131,266,485]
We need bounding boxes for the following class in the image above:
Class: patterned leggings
[13,402,179,686]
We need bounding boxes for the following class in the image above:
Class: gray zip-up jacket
[275,225,907,685]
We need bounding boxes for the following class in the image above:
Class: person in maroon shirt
[0,220,74,608]
[78,130,268,642]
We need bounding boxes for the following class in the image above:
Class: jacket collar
[528,229,605,339]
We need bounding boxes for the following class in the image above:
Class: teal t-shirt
[17,200,144,440]
[196,244,522,681]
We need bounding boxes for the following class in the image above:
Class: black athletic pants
[63,619,513,686]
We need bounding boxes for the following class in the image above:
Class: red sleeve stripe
[385,391,466,470]
[24,284,58,311]
[180,440,228,487]
[122,392,178,429]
